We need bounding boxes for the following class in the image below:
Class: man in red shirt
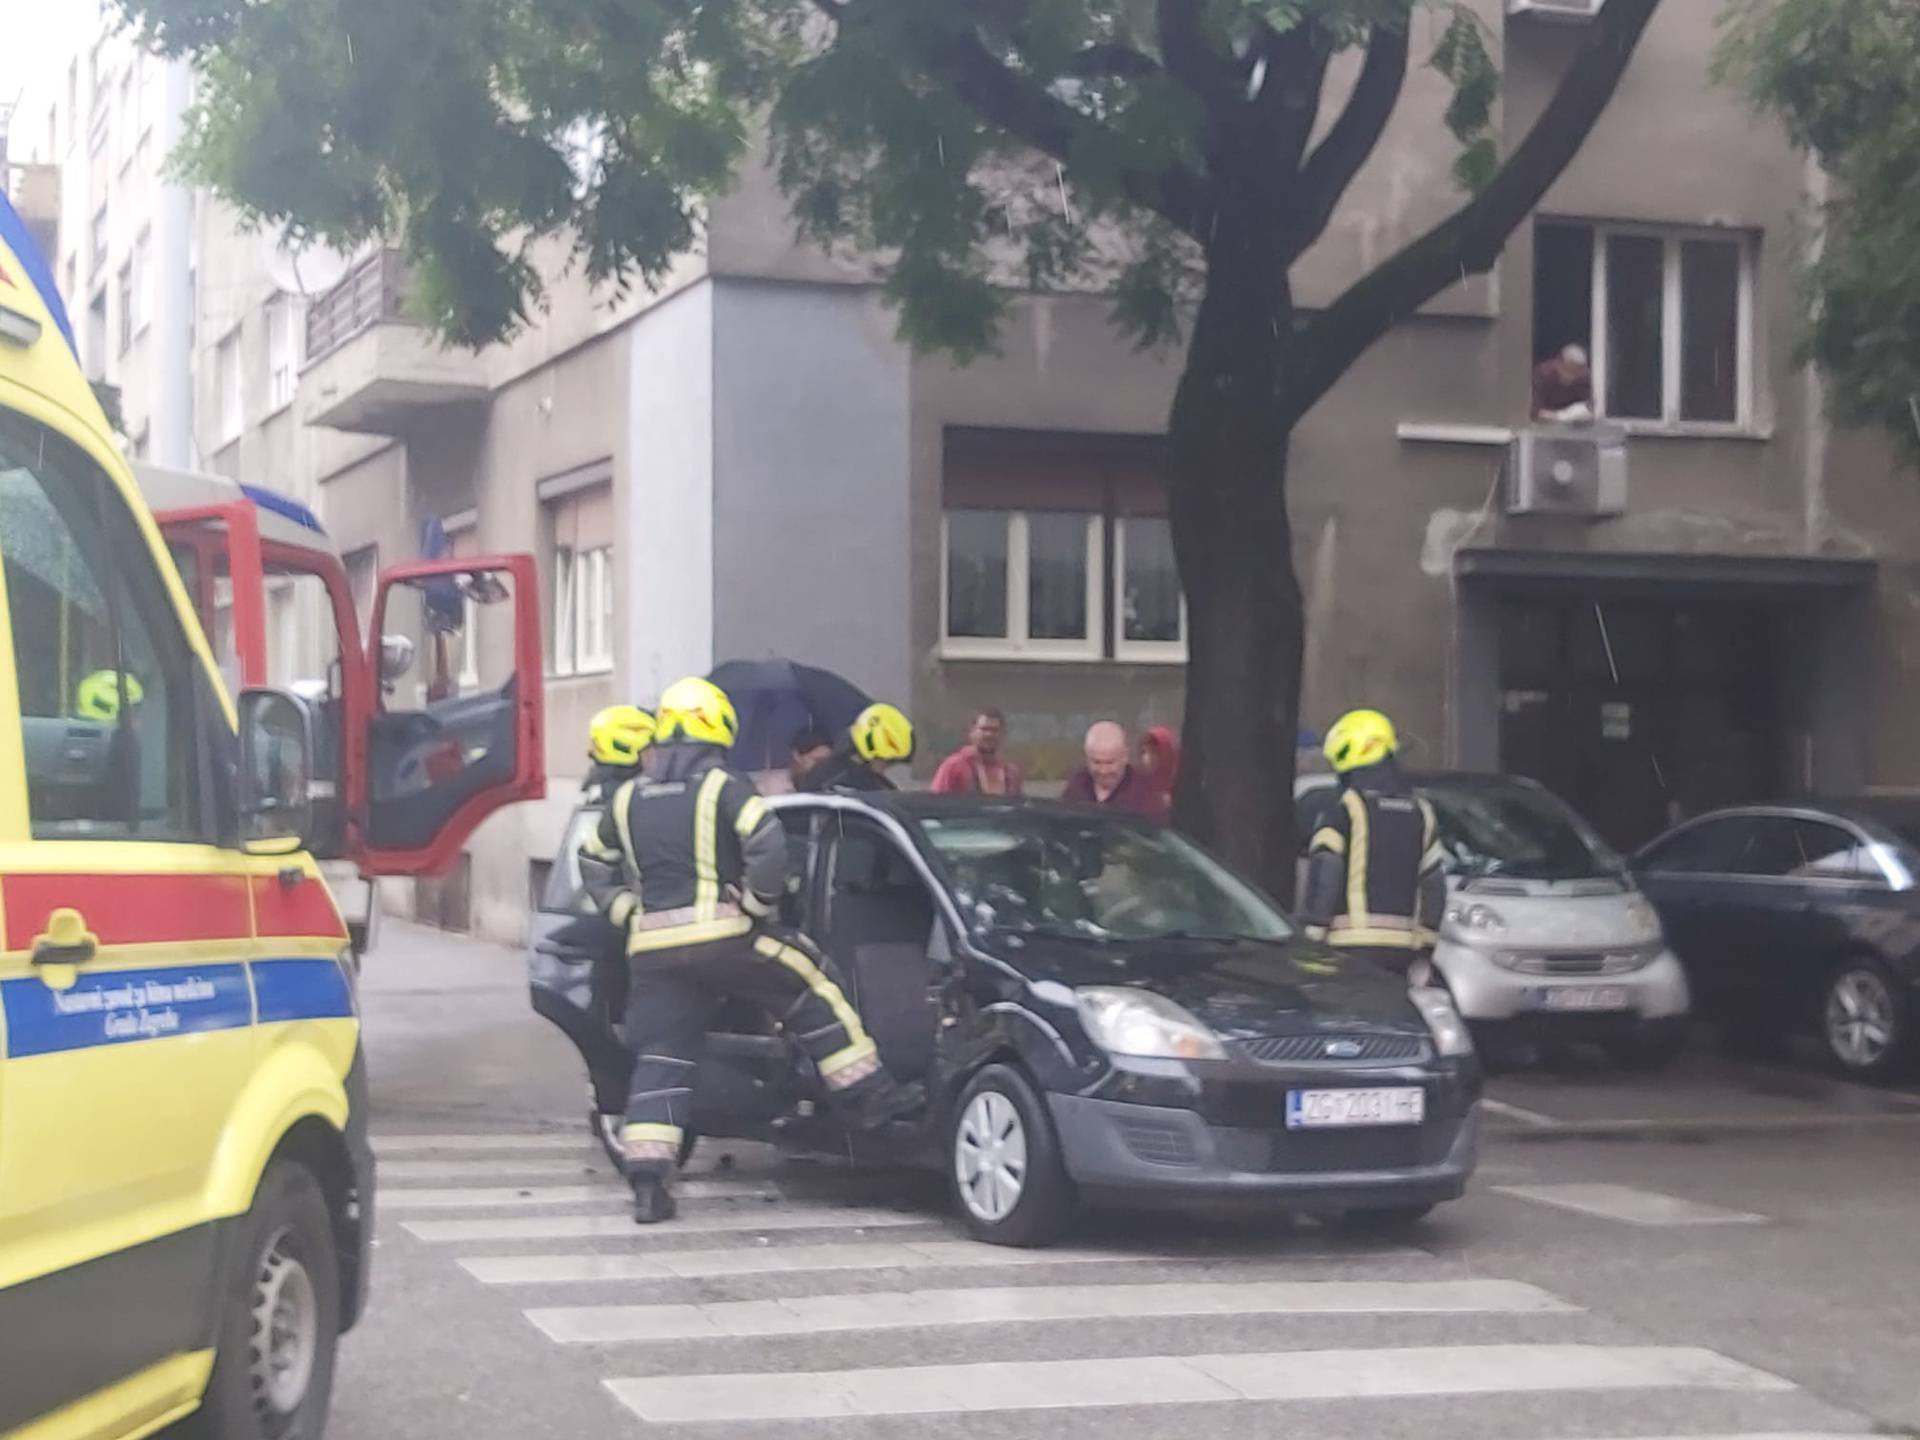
[930,708,1025,797]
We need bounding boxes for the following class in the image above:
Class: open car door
[359,555,545,875]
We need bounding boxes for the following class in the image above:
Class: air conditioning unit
[1508,0,1604,19]
[1505,425,1628,517]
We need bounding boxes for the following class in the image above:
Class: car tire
[948,1064,1075,1248]
[179,1160,340,1440]
[1605,1018,1690,1072]
[1821,960,1911,1081]
[1333,1204,1435,1236]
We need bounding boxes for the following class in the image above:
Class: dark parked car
[1633,802,1920,1079]
[532,793,1483,1246]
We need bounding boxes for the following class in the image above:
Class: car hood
[977,933,1425,1040]
[1445,880,1659,950]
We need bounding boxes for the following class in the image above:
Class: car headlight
[1410,986,1475,1058]
[1622,893,1664,946]
[1076,986,1226,1061]
[1444,902,1508,939]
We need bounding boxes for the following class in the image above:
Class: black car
[1633,802,1920,1079]
[531,793,1482,1246]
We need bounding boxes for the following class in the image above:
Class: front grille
[1505,948,1651,976]
[1238,1033,1429,1065]
[1115,1116,1200,1167]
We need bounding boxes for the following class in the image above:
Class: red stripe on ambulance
[250,875,348,942]
[3,873,254,951]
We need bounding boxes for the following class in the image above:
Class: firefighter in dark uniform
[1299,709,1448,984]
[580,677,921,1223]
[795,702,915,793]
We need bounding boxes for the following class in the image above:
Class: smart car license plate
[1538,986,1631,1011]
[1286,1087,1425,1130]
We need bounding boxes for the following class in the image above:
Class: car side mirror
[239,687,316,856]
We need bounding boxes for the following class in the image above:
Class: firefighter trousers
[620,926,882,1173]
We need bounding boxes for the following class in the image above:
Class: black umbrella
[706,658,873,770]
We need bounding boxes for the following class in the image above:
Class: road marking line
[402,1206,935,1243]
[605,1343,1792,1422]
[1482,1098,1557,1127]
[380,1158,610,1181]
[373,1133,587,1155]
[1496,1182,1765,1226]
[460,1242,1426,1285]
[382,1183,781,1210]
[530,1279,1574,1343]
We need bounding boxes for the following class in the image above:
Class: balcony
[299,249,489,435]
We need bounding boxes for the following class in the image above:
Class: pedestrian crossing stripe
[372,1132,588,1154]
[526,1279,1574,1343]
[381,1182,779,1209]
[605,1344,1794,1423]
[1496,1183,1766,1227]
[458,1241,1426,1285]
[401,1205,935,1243]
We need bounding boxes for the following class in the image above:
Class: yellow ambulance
[0,195,544,1439]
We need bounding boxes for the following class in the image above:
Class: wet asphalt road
[328,921,1920,1439]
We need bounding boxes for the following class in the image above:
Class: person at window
[931,708,1024,797]
[577,677,922,1223]
[1298,709,1447,984]
[1533,343,1595,423]
[796,703,915,793]
[1136,724,1180,822]
[1062,720,1157,815]
[787,727,833,789]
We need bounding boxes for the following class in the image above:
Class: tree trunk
[1166,233,1304,902]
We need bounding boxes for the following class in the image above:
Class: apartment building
[19,2,1912,941]
[286,1,1918,939]
[8,8,194,471]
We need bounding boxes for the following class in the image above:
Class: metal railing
[305,248,413,361]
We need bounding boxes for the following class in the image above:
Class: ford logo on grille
[1324,1038,1364,1058]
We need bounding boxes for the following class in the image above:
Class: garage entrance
[1453,551,1876,852]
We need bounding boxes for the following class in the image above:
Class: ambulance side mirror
[239,687,317,856]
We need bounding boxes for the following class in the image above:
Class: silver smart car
[1300,772,1692,1068]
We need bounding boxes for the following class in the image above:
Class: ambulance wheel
[185,1160,340,1439]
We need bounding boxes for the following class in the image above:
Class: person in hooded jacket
[1298,709,1448,985]
[579,677,922,1223]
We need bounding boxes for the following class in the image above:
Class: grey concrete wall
[710,280,912,704]
[625,282,716,703]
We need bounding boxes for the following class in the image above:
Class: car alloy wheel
[247,1227,320,1420]
[1826,966,1898,1074]
[955,1091,1028,1223]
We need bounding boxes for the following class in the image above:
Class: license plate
[1537,986,1631,1012]
[1286,1087,1426,1130]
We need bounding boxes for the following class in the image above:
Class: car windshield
[1423,780,1623,882]
[916,810,1292,943]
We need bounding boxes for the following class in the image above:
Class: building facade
[8,10,195,470]
[18,2,1917,943]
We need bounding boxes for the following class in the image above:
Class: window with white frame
[115,261,132,356]
[941,432,1184,663]
[1534,220,1755,428]
[443,514,481,693]
[266,296,300,412]
[215,329,242,444]
[542,473,614,676]
[130,229,150,337]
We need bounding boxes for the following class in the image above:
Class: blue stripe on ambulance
[252,957,356,1024]
[0,958,354,1059]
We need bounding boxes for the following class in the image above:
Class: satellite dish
[262,232,351,298]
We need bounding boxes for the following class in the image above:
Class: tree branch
[1258,22,1329,176]
[1282,0,1662,422]
[1157,0,1232,105]
[1282,20,1410,260]
[921,24,1210,237]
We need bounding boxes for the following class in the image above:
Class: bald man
[1062,720,1158,816]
